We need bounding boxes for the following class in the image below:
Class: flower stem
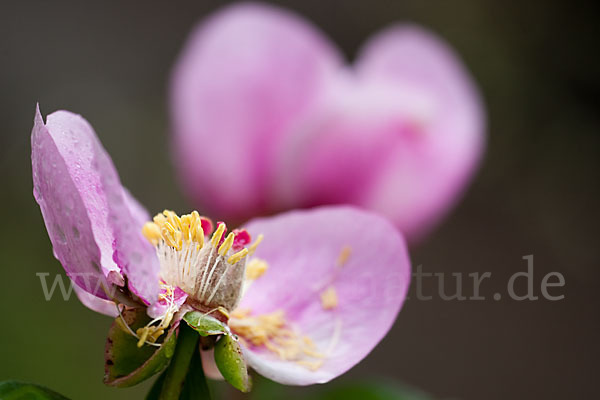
[159,323,200,400]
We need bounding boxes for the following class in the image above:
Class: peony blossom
[170,3,485,241]
[31,105,410,388]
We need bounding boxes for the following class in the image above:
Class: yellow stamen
[217,306,230,320]
[303,336,316,348]
[228,248,249,264]
[229,309,325,371]
[296,360,324,371]
[245,258,268,280]
[247,234,263,256]
[153,213,167,226]
[218,232,235,256]
[336,245,352,267]
[191,212,204,248]
[320,286,338,310]
[145,210,210,252]
[160,221,181,250]
[142,222,161,245]
[136,327,150,348]
[149,328,165,342]
[211,223,226,248]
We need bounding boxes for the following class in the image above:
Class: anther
[211,223,226,247]
[218,232,235,256]
[142,222,161,245]
[248,234,264,256]
[228,248,248,264]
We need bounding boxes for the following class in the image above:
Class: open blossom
[170,3,485,241]
[31,106,410,385]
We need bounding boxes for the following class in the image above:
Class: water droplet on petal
[54,224,67,244]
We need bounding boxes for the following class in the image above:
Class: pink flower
[170,3,485,241]
[31,106,410,386]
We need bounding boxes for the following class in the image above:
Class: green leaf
[183,311,228,336]
[214,334,251,393]
[0,381,70,400]
[104,307,177,388]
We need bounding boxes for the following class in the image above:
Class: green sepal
[183,311,228,336]
[0,381,70,400]
[104,307,177,388]
[214,334,252,393]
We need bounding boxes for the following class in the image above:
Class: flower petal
[354,25,486,239]
[90,123,160,305]
[32,106,111,298]
[147,286,188,320]
[31,106,159,304]
[200,349,224,381]
[278,25,485,241]
[238,206,410,385]
[122,187,151,230]
[72,282,118,317]
[170,3,342,222]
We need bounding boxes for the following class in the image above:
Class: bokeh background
[1,1,598,399]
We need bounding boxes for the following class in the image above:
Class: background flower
[170,3,485,241]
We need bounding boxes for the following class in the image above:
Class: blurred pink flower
[31,106,410,385]
[170,3,485,241]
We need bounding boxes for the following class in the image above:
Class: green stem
[159,323,200,400]
[181,347,212,399]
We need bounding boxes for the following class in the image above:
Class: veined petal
[237,206,410,385]
[31,106,159,304]
[32,105,111,299]
[170,2,342,222]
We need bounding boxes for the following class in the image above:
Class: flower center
[142,210,262,314]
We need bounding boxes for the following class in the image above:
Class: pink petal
[238,206,410,385]
[122,187,151,229]
[278,25,485,241]
[200,349,224,381]
[170,3,342,222]
[31,106,159,304]
[73,282,118,317]
[147,286,188,319]
[32,106,112,299]
[354,25,486,239]
[90,125,160,306]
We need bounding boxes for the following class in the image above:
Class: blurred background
[1,1,598,399]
